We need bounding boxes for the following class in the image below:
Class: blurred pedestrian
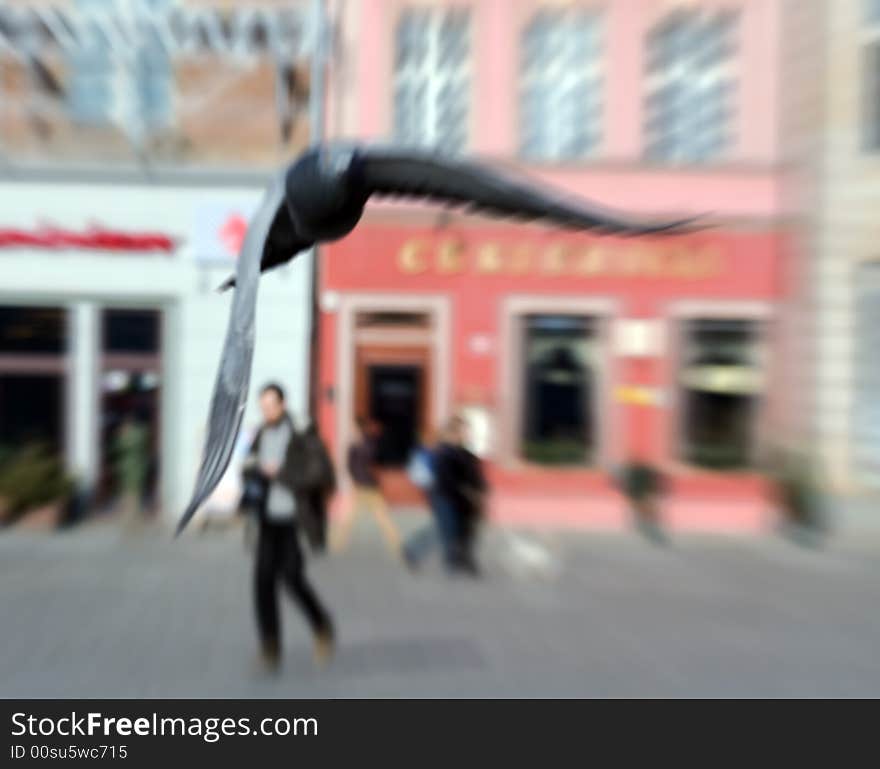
[432,415,488,576]
[330,418,402,556]
[244,382,335,672]
[618,460,668,545]
[402,429,459,570]
[112,413,149,528]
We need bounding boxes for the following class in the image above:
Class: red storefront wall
[318,221,787,531]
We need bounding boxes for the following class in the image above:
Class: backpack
[407,448,435,490]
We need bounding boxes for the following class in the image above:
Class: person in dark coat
[242,382,335,671]
[431,415,488,576]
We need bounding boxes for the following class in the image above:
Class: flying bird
[176,143,699,534]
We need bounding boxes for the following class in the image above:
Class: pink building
[319,0,790,531]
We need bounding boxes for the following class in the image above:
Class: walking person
[330,418,402,556]
[401,429,459,571]
[432,415,488,576]
[244,383,335,672]
[112,412,150,529]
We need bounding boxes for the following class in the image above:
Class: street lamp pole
[307,0,327,423]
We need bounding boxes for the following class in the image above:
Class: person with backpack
[401,429,457,571]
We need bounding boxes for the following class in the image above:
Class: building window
[679,319,764,470]
[67,0,174,136]
[521,315,598,465]
[854,263,880,487]
[519,8,603,161]
[393,7,470,153]
[99,308,162,509]
[0,307,67,453]
[645,9,737,164]
[864,3,880,152]
[103,309,161,354]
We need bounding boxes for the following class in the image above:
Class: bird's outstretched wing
[359,148,700,235]
[176,174,288,535]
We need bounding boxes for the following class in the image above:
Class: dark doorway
[368,364,422,467]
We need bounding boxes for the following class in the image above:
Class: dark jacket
[244,415,336,549]
[347,438,379,487]
[433,442,487,519]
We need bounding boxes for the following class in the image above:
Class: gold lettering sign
[395,239,725,280]
[541,244,567,274]
[509,244,533,274]
[398,240,428,273]
[574,246,609,276]
[437,239,465,273]
[476,243,504,273]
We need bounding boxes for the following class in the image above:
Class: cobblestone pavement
[2,518,879,697]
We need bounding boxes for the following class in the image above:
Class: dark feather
[359,148,700,235]
[176,174,287,535]
[217,200,313,292]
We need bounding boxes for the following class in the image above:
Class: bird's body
[178,143,700,534]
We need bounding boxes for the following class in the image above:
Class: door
[354,344,431,503]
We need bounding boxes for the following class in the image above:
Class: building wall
[0,180,313,522]
[0,0,312,169]
[328,0,784,221]
[786,0,880,492]
[317,0,790,530]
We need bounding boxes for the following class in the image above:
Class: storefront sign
[396,238,723,280]
[192,200,260,263]
[615,386,666,407]
[0,225,176,253]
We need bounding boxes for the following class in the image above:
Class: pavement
[1,515,880,698]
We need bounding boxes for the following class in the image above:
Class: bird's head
[285,145,369,241]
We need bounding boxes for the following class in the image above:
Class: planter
[14,501,64,531]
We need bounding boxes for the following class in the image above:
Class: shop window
[0,305,67,459]
[0,306,67,354]
[98,308,162,510]
[644,9,737,164]
[519,8,603,161]
[679,319,763,470]
[0,375,64,453]
[521,315,597,465]
[393,7,470,153]
[103,309,160,354]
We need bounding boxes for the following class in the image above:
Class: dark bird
[176,143,699,534]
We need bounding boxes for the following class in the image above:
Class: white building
[0,172,314,525]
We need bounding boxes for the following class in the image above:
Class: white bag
[407,450,434,490]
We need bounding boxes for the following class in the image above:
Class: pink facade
[320,0,789,531]
[330,0,783,220]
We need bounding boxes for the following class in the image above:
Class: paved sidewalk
[1,518,879,697]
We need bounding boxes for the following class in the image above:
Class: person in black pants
[245,383,335,671]
[432,415,488,576]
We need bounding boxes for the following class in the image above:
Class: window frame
[391,5,473,152]
[863,10,880,153]
[517,6,605,163]
[643,7,739,166]
[499,295,618,470]
[663,301,774,474]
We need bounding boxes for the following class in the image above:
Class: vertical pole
[307,0,327,424]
